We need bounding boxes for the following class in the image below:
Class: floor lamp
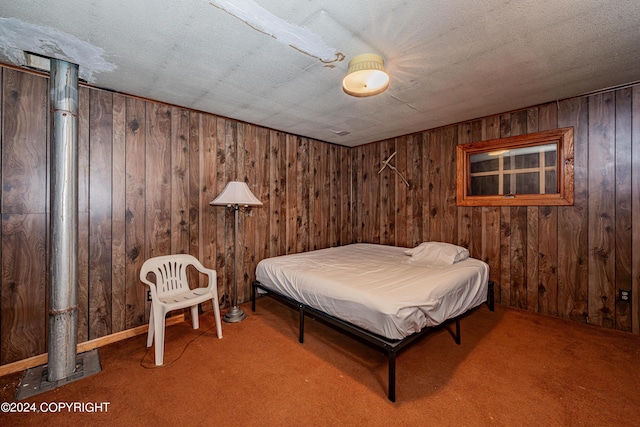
[210,181,262,322]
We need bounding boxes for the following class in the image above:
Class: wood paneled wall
[0,64,638,366]
[0,66,351,364]
[352,84,640,335]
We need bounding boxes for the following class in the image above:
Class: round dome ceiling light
[342,53,389,97]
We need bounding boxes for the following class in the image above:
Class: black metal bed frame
[252,280,495,402]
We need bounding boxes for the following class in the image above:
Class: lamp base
[223,306,247,323]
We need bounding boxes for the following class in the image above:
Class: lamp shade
[210,181,262,207]
[342,53,389,97]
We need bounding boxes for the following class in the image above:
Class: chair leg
[191,305,200,329]
[212,297,223,339]
[154,309,166,366]
[147,308,155,347]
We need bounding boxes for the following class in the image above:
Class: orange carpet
[1,297,639,426]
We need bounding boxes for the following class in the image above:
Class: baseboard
[0,314,185,377]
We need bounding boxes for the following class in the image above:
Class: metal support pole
[48,59,79,382]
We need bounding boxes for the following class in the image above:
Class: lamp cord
[139,323,218,369]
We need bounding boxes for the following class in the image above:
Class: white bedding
[255,243,489,340]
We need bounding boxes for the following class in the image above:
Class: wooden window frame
[456,127,574,206]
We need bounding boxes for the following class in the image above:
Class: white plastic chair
[140,254,222,365]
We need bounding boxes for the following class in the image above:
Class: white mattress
[255,243,489,340]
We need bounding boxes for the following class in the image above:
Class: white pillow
[404,242,469,267]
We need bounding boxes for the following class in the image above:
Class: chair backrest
[140,254,202,298]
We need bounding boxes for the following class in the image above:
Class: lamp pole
[223,204,246,322]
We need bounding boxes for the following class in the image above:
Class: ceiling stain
[0,17,116,82]
[210,0,344,64]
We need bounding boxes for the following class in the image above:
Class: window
[456,127,574,206]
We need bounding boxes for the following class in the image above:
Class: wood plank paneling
[525,109,540,313]
[269,130,286,256]
[124,97,147,329]
[0,71,49,360]
[286,134,297,254]
[340,145,351,246]
[111,93,126,334]
[254,127,270,267]
[481,116,502,303]
[239,123,258,289]
[296,136,310,253]
[395,136,408,247]
[428,130,442,241]
[558,97,589,322]
[170,107,190,255]
[614,88,632,332]
[1,64,640,366]
[632,86,640,334]
[509,110,528,310]
[588,92,616,328]
[442,126,458,244]
[537,103,558,317]
[1,70,47,215]
[77,86,90,342]
[329,144,339,248]
[499,115,513,306]
[370,143,380,244]
[380,139,394,245]
[1,215,47,364]
[88,89,113,339]
[457,123,473,251]
[221,119,236,303]
[407,133,424,247]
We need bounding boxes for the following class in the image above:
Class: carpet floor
[1,297,639,426]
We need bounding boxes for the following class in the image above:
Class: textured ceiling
[1,0,639,147]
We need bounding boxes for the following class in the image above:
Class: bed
[251,242,494,401]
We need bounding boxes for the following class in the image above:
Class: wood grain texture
[340,144,352,246]
[76,87,89,343]
[221,119,236,303]
[525,109,540,313]
[124,97,147,329]
[557,97,589,322]
[240,123,259,290]
[614,88,633,332]
[442,126,458,244]
[395,136,408,247]
[632,87,640,334]
[88,89,113,339]
[588,92,616,328]
[428,130,442,242]
[111,93,126,333]
[481,116,502,302]
[509,111,528,310]
[170,107,190,255]
[1,214,47,364]
[296,136,310,253]
[407,134,424,247]
[379,139,394,245]
[1,70,47,215]
[1,65,639,366]
[253,127,270,268]
[537,104,559,317]
[285,134,297,254]
[457,123,473,251]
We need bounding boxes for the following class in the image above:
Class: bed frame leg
[298,304,305,343]
[388,350,396,402]
[455,318,461,345]
[251,281,257,312]
[488,280,495,312]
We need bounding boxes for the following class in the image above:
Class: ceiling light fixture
[342,53,389,97]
